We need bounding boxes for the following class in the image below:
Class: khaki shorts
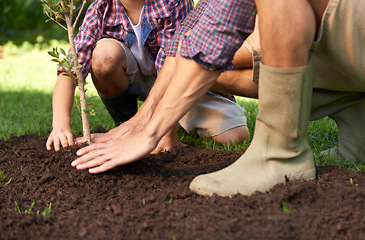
[97,38,247,137]
[243,0,365,91]
[179,93,247,138]
[97,38,156,101]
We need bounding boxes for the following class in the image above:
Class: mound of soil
[1,134,365,239]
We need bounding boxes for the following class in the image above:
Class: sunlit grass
[0,40,114,139]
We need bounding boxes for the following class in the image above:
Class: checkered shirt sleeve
[180,0,256,71]
[165,0,209,57]
[154,0,194,71]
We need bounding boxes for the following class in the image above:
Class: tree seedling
[41,0,91,144]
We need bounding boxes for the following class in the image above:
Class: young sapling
[42,0,92,144]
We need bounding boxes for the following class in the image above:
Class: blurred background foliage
[0,0,93,45]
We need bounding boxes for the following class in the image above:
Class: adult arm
[91,55,177,143]
[72,55,220,173]
[71,0,256,173]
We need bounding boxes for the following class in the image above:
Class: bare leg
[256,0,315,67]
[90,39,129,98]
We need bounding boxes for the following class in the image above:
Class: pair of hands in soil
[47,118,158,174]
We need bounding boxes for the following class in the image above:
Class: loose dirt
[1,134,365,239]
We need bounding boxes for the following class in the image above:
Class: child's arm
[46,74,77,151]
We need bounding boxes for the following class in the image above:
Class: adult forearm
[145,56,220,143]
[136,56,176,123]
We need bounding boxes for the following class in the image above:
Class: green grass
[0,170,12,186]
[11,201,52,216]
[0,40,363,171]
[0,40,115,140]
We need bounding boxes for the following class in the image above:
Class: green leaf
[54,0,62,6]
[68,4,76,10]
[60,61,71,69]
[60,48,67,57]
[47,51,58,58]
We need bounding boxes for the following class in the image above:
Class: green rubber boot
[190,62,316,197]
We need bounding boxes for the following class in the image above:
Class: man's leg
[309,0,365,162]
[311,89,365,161]
[91,39,143,126]
[190,0,319,196]
[310,59,365,162]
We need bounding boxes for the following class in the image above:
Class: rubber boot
[189,62,316,197]
[101,92,140,126]
[310,89,365,161]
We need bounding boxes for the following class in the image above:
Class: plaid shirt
[165,0,256,102]
[165,0,209,57]
[178,0,256,71]
[58,0,193,77]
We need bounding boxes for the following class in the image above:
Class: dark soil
[1,134,365,240]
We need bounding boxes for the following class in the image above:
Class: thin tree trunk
[65,16,92,145]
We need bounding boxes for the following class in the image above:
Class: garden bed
[1,134,365,239]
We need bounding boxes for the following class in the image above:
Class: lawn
[0,40,115,140]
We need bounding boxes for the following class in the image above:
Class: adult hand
[71,130,157,174]
[82,111,148,144]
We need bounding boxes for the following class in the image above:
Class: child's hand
[46,128,75,151]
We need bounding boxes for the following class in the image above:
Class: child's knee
[91,40,127,78]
